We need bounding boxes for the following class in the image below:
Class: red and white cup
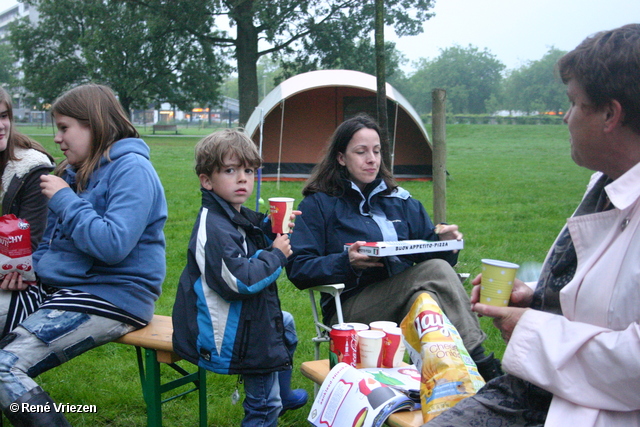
[268,197,294,234]
[382,327,406,368]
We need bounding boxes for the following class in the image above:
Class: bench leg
[133,347,207,427]
[198,366,207,427]
[136,347,163,427]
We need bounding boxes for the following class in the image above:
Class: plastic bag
[400,293,485,422]
[0,214,35,282]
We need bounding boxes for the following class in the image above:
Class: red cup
[382,327,405,368]
[268,197,294,234]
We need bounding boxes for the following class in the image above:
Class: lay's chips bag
[400,294,485,422]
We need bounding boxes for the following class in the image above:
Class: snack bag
[0,214,35,282]
[400,294,485,422]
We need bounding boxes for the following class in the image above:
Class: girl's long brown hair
[0,88,55,191]
[51,84,138,191]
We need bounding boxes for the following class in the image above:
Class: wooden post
[432,89,447,224]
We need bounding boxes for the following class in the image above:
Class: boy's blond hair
[195,128,262,176]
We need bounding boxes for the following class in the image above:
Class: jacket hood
[103,138,150,164]
[64,138,150,184]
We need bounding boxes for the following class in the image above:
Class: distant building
[0,2,42,122]
[131,97,239,125]
[0,3,39,42]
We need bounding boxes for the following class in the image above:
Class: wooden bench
[115,315,207,427]
[152,124,178,134]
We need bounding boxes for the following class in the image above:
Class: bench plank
[115,315,178,363]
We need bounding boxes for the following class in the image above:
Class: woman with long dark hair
[287,114,501,380]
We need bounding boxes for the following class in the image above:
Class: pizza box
[344,239,464,256]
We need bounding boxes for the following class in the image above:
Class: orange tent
[245,70,433,182]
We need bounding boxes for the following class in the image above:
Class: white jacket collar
[605,161,640,210]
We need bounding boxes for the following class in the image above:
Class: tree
[397,45,505,115]
[502,47,568,114]
[9,0,230,113]
[0,44,17,89]
[135,0,434,125]
[375,0,390,166]
[276,26,406,83]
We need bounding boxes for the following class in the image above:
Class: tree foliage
[0,44,17,89]
[9,0,230,113]
[135,0,434,124]
[502,47,568,114]
[398,45,505,115]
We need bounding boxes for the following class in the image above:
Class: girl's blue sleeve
[48,155,163,264]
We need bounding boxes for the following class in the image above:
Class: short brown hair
[558,24,640,134]
[195,128,262,177]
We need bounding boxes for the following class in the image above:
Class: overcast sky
[1,0,639,72]
[388,0,640,72]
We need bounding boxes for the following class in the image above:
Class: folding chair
[306,284,345,395]
[307,283,345,361]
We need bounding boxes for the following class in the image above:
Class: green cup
[479,259,519,307]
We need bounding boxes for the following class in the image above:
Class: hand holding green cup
[479,259,520,307]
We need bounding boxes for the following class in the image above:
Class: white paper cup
[369,321,397,331]
[268,197,294,234]
[345,323,369,363]
[358,330,385,368]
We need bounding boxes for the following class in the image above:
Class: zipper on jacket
[238,320,251,362]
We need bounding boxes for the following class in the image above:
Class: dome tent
[245,69,433,181]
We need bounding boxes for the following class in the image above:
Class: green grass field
[14,124,590,426]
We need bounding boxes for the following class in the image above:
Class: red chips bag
[0,214,35,282]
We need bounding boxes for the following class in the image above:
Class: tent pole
[277,99,285,190]
[391,102,399,174]
[432,89,447,224]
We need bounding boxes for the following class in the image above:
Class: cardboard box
[344,239,464,257]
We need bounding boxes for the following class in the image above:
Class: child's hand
[272,233,292,258]
[40,175,71,199]
[287,210,302,233]
[0,272,34,291]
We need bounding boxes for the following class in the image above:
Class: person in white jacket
[425,23,640,427]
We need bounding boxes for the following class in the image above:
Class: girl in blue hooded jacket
[0,84,167,426]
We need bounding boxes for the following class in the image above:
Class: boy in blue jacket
[172,129,307,426]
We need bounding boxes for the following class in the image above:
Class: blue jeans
[0,309,134,409]
[241,311,298,427]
